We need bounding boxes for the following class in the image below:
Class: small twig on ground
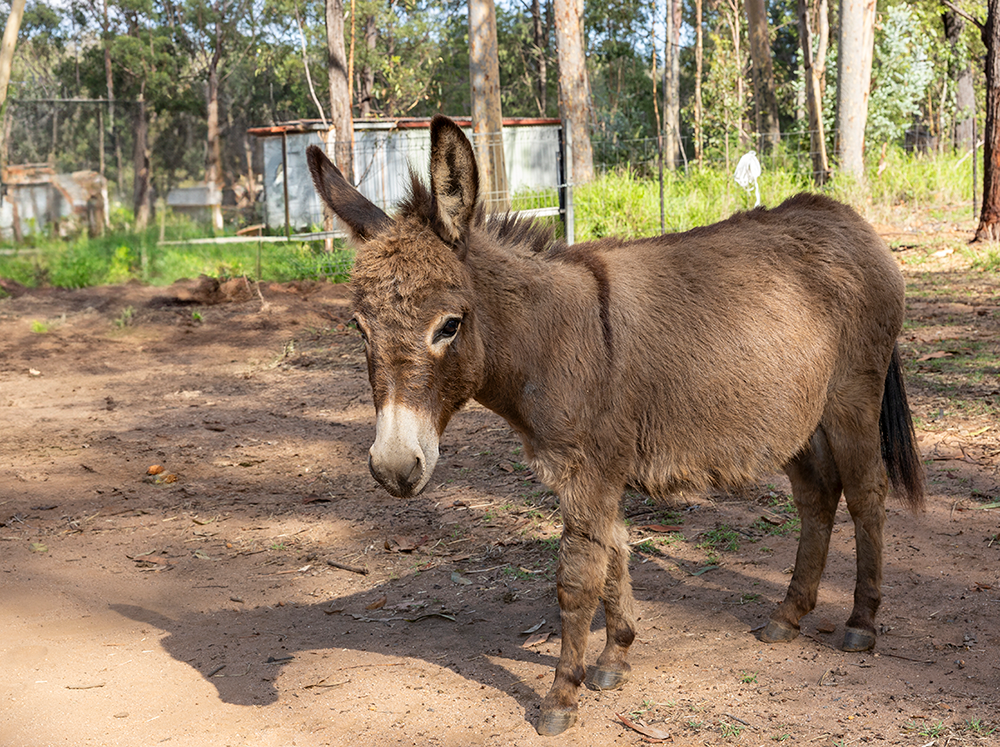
[326,559,368,575]
[253,275,270,313]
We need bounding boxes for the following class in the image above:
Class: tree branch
[941,0,984,30]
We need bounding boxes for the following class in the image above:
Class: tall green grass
[575,146,976,241]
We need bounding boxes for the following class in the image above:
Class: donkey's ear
[429,115,479,245]
[306,145,389,242]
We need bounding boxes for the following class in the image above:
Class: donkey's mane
[396,169,563,257]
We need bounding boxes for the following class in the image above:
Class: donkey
[306,116,924,736]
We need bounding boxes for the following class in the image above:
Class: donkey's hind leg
[761,427,843,643]
[824,422,890,652]
[586,520,637,692]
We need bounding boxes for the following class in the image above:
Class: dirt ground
[2,226,999,746]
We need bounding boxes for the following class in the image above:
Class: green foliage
[866,3,935,145]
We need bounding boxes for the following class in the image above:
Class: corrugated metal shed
[248,118,562,232]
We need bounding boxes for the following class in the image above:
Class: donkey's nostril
[406,455,424,486]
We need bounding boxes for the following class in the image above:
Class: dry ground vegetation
[1,207,998,747]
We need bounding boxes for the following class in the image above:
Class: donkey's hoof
[842,626,876,652]
[585,663,631,691]
[536,706,578,736]
[759,619,800,643]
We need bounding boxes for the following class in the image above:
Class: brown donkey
[307,116,924,736]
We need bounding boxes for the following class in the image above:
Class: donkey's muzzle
[368,402,440,497]
[368,452,425,497]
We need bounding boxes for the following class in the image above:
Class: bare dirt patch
[2,241,999,746]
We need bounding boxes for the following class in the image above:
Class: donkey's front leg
[587,520,637,691]
[537,530,609,736]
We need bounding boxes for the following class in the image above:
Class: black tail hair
[880,344,925,509]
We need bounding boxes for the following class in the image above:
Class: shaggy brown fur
[306,116,924,736]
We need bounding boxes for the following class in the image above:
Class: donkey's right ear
[306,145,390,242]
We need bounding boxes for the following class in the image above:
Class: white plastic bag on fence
[734,151,762,207]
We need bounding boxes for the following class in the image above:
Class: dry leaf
[386,535,426,553]
[917,350,954,362]
[643,524,683,533]
[615,712,672,741]
[816,619,837,634]
[522,632,550,648]
[365,595,387,611]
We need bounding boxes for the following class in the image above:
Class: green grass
[0,214,354,288]
[699,526,741,553]
[971,247,1000,273]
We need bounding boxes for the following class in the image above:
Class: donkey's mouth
[368,453,432,498]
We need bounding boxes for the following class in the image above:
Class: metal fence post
[559,120,574,245]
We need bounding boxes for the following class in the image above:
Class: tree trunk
[206,54,224,231]
[798,0,830,184]
[694,0,703,161]
[745,0,780,149]
[243,131,256,205]
[359,16,376,118]
[469,0,508,211]
[0,0,26,111]
[835,0,876,182]
[724,0,746,152]
[532,0,547,116]
[326,0,353,183]
[102,0,124,197]
[975,0,1000,242]
[554,0,594,183]
[815,0,829,99]
[944,10,975,151]
[662,0,681,169]
[132,94,151,230]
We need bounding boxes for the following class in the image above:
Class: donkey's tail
[880,344,925,510]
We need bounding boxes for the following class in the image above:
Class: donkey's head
[307,116,487,497]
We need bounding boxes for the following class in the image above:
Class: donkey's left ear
[429,115,479,246]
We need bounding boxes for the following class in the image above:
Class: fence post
[559,120,574,245]
[281,131,291,240]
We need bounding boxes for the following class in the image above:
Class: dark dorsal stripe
[553,245,613,357]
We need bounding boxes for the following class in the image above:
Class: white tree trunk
[326,0,353,183]
[554,0,594,183]
[835,0,875,181]
[0,0,26,110]
[469,0,508,210]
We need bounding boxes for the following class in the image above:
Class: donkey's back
[582,193,906,496]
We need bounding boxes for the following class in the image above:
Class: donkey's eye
[434,316,462,344]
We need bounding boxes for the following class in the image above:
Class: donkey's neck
[466,234,608,439]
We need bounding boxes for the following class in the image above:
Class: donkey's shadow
[110,544,815,724]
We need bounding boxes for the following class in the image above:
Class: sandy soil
[1,240,999,747]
